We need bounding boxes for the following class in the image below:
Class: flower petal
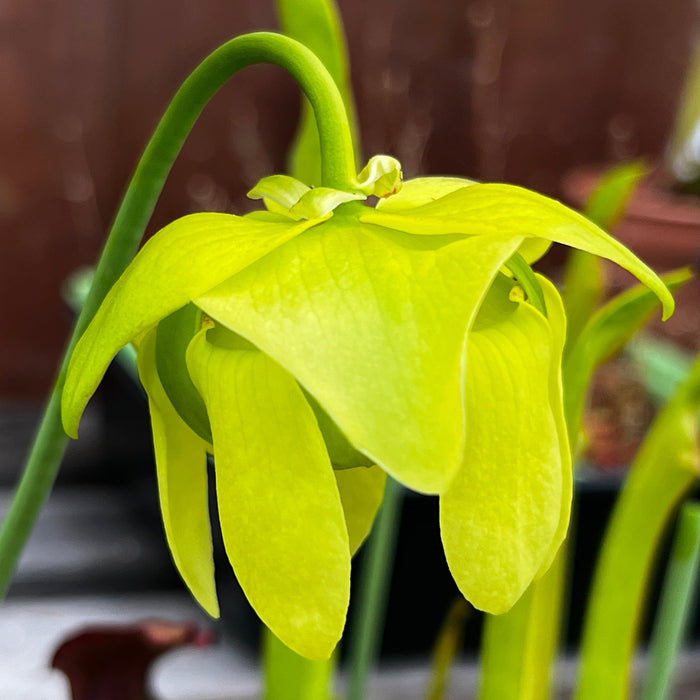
[136,330,218,617]
[61,213,317,438]
[335,466,386,556]
[440,276,562,614]
[196,220,524,494]
[375,176,550,264]
[187,330,350,660]
[375,176,475,211]
[361,183,674,318]
[534,274,572,576]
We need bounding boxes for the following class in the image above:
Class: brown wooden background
[2,0,698,398]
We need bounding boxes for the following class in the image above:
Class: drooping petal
[534,274,572,576]
[186,330,350,660]
[61,213,318,438]
[361,184,674,318]
[196,220,524,494]
[247,174,310,209]
[377,177,551,264]
[440,276,562,614]
[335,466,386,556]
[136,330,218,617]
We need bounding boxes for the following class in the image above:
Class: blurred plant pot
[562,166,700,351]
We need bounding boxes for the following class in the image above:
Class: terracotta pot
[562,166,700,350]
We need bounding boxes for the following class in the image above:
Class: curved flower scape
[60,156,673,659]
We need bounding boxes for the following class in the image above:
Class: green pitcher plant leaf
[564,267,692,446]
[60,156,674,659]
[575,353,700,700]
[562,159,649,349]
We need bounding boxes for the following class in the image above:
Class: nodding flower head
[61,155,673,659]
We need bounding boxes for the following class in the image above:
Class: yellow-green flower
[60,156,672,660]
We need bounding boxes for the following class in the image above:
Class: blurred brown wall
[1,0,698,398]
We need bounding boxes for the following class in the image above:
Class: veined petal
[61,213,318,438]
[535,274,572,576]
[136,330,218,617]
[196,220,524,494]
[440,277,562,614]
[335,466,386,556]
[376,176,475,211]
[361,184,674,318]
[187,330,350,660]
[376,176,549,264]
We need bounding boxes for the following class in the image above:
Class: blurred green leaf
[641,501,700,700]
[563,267,692,446]
[562,160,648,349]
[574,354,700,700]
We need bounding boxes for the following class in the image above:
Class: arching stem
[0,32,357,597]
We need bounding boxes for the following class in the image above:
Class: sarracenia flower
[61,155,673,659]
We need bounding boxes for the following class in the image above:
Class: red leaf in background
[51,619,215,700]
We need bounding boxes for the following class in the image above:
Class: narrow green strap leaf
[263,626,336,700]
[196,220,524,494]
[564,267,692,447]
[136,330,218,617]
[563,160,648,348]
[334,465,386,556]
[440,278,563,613]
[360,184,674,319]
[641,502,700,700]
[187,330,350,660]
[574,355,700,700]
[61,213,316,438]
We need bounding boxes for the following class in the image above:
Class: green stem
[345,477,404,700]
[641,502,700,700]
[574,356,700,700]
[0,31,357,599]
[263,626,336,700]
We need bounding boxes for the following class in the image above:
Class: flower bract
[61,155,673,659]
